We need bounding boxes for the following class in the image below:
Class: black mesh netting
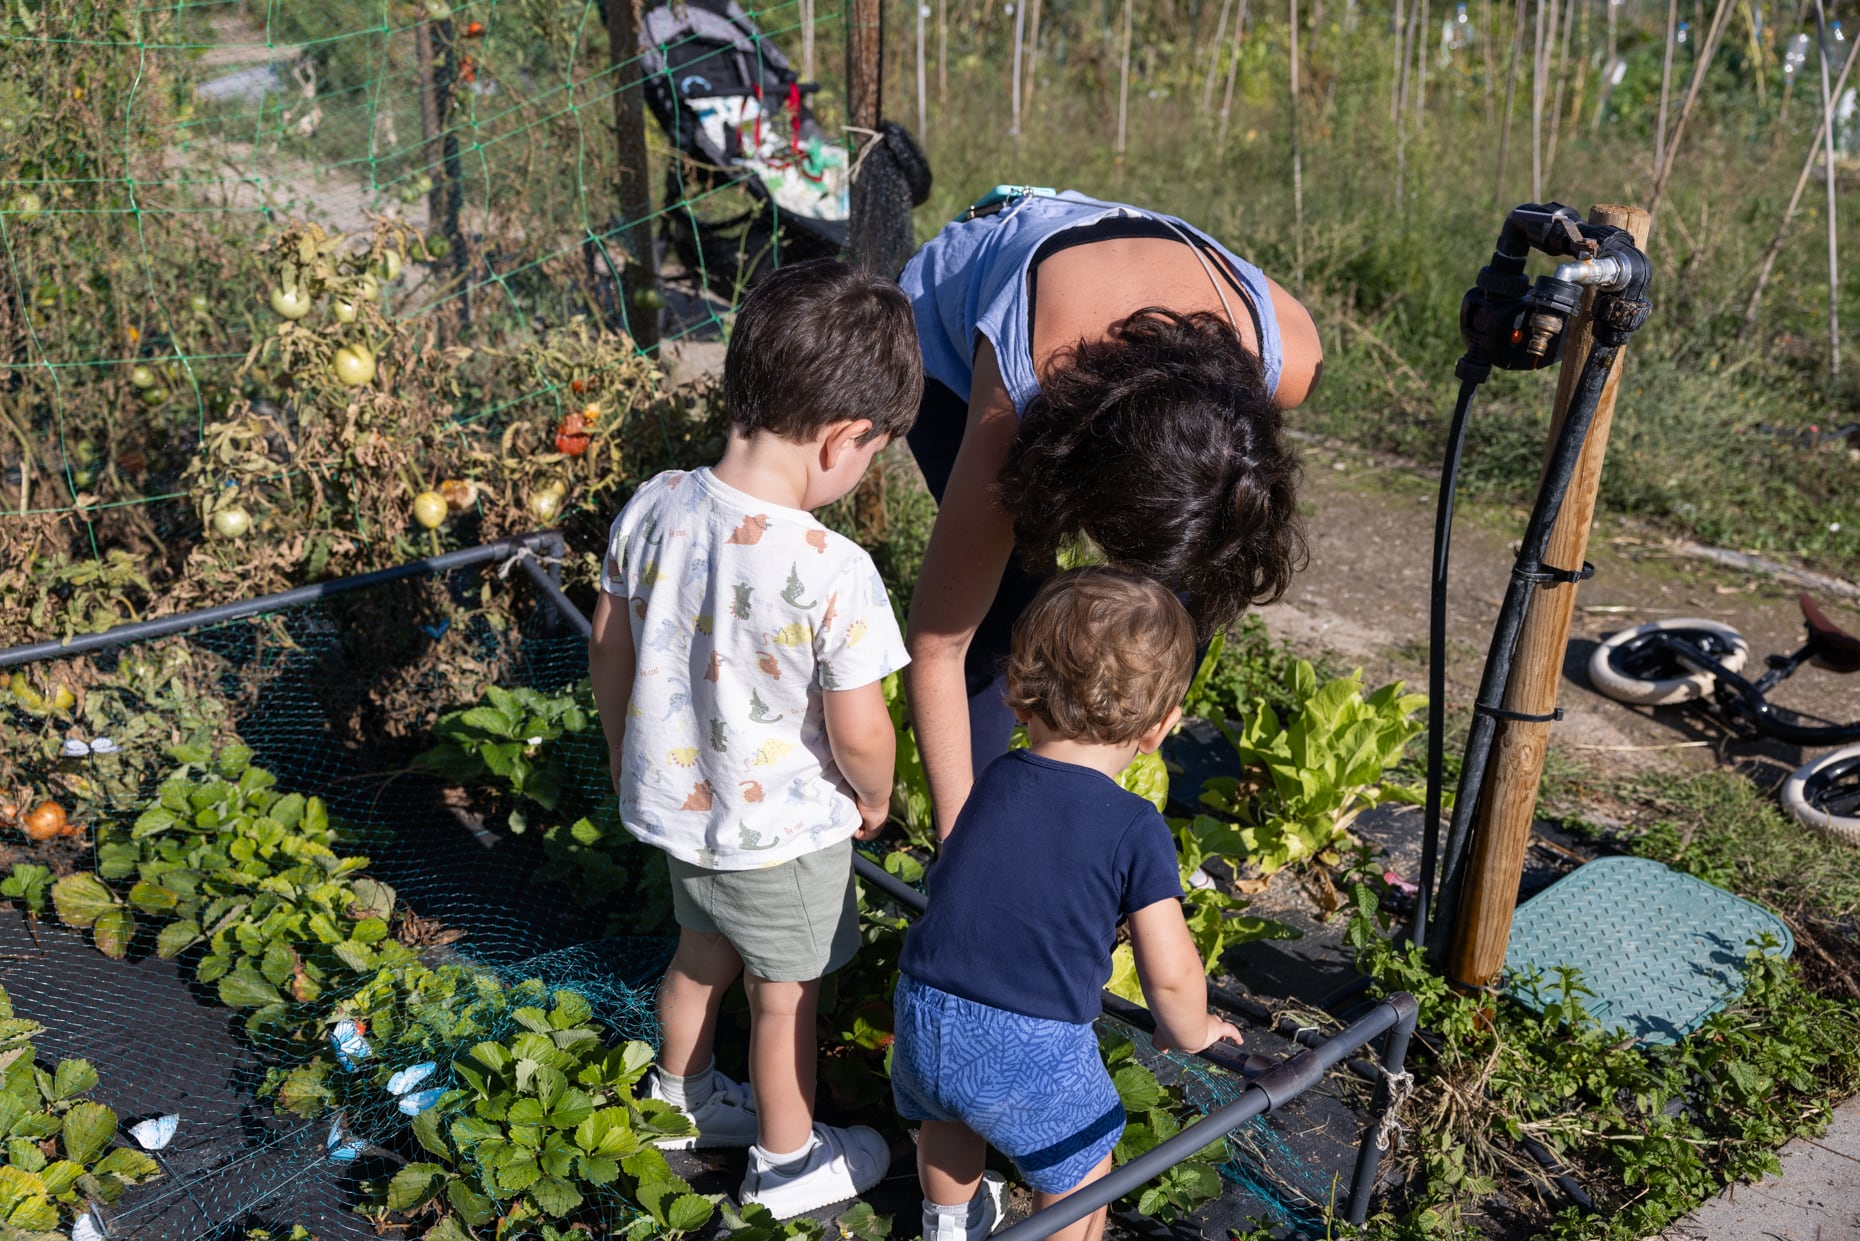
[0,557,1374,1240]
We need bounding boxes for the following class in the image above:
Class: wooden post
[1446,203,1652,989]
[418,17,470,338]
[848,0,883,133]
[607,0,660,350]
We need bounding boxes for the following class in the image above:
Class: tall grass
[897,4,1858,575]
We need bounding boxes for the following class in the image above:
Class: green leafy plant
[415,684,595,824]
[1200,662,1425,875]
[1101,1034,1226,1223]
[0,984,161,1236]
[377,988,709,1238]
[881,672,935,848]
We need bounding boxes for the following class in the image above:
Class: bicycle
[1587,593,1860,844]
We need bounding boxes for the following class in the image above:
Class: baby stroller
[634,0,930,297]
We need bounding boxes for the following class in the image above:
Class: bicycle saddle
[1799,593,1860,673]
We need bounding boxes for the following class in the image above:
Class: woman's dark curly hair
[995,308,1307,642]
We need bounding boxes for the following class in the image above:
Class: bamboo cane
[1656,0,1677,171]
[1393,0,1409,122]
[917,0,928,142]
[1414,0,1431,126]
[1009,0,1025,136]
[1744,39,1859,325]
[1218,0,1251,148]
[1545,0,1576,177]
[1446,202,1653,990]
[1647,0,1734,230]
[1117,0,1133,160]
[803,0,816,81]
[1023,0,1043,121]
[1291,0,1305,288]
[937,0,947,107]
[1812,0,1841,378]
[1494,0,1525,205]
[1204,0,1237,111]
[1532,0,1548,201]
[1484,0,1498,119]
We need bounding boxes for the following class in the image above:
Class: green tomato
[188,293,209,315]
[71,467,96,489]
[331,297,358,324]
[354,273,380,302]
[212,506,251,539]
[423,0,452,18]
[12,192,42,221]
[631,287,667,311]
[412,490,448,529]
[332,344,377,387]
[269,285,313,320]
[129,364,156,389]
[73,439,100,465]
[140,385,169,406]
[425,236,451,259]
[374,250,403,282]
[527,487,563,524]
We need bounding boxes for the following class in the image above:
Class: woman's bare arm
[905,340,1021,841]
[1266,278,1325,410]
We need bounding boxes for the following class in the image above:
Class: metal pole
[0,534,566,669]
[989,995,1418,1241]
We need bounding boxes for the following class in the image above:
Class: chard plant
[1200,661,1426,875]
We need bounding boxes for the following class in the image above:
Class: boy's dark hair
[1003,567,1196,746]
[995,308,1307,643]
[723,259,923,444]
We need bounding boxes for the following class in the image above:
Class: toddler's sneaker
[740,1123,891,1219]
[645,1066,759,1149]
[923,1172,1009,1241]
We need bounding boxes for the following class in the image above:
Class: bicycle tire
[1587,618,1749,706]
[1781,744,1860,847]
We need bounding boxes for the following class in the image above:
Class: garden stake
[1743,35,1860,327]
[916,0,928,144]
[1656,0,1677,173]
[1217,0,1250,151]
[1493,0,1526,205]
[1812,0,1841,379]
[1203,0,1236,110]
[1009,0,1026,137]
[1116,0,1133,162]
[1646,0,1734,235]
[1443,203,1652,988]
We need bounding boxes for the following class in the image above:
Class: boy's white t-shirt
[598,468,909,870]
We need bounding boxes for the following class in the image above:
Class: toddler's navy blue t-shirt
[898,749,1185,1024]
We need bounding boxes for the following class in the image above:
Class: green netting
[0,0,890,654]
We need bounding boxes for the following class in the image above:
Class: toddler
[589,258,921,1217]
[890,567,1242,1241]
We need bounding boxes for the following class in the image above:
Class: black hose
[1414,371,1486,951]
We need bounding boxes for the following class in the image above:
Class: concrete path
[1661,1094,1860,1240]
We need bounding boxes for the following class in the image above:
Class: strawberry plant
[1101,1034,1226,1223]
[0,985,161,1235]
[376,988,705,1238]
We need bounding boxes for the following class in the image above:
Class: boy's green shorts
[665,838,860,982]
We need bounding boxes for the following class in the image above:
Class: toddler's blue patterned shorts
[891,973,1124,1194]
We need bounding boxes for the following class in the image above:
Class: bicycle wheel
[1587,618,1750,706]
[1782,744,1860,846]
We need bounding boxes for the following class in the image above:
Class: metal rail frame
[0,538,1420,1237]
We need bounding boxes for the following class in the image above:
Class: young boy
[890,567,1243,1241]
[589,259,921,1217]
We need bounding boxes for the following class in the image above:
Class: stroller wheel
[1587,618,1749,706]
[1782,744,1860,846]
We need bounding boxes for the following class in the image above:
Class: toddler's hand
[1158,1014,1244,1056]
[853,797,889,840]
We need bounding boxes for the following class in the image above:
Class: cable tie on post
[1473,703,1564,724]
[1517,560,1594,585]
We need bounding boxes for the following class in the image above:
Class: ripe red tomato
[555,412,592,457]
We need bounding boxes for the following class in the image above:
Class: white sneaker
[923,1172,1009,1241]
[646,1067,759,1149]
[740,1123,892,1219]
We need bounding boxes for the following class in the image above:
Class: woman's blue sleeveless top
[899,191,1284,415]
